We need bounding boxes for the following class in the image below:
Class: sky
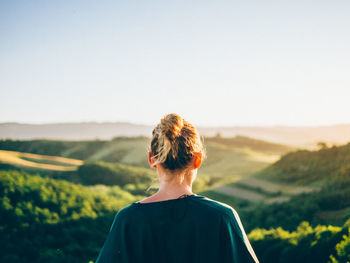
[1,0,349,127]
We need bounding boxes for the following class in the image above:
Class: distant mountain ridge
[0,122,152,140]
[1,122,350,147]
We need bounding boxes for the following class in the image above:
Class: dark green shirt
[96,194,259,263]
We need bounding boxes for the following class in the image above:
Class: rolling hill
[203,141,350,234]
[0,136,293,184]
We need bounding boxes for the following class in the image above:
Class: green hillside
[256,142,350,184]
[203,141,350,233]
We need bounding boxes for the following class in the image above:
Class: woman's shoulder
[114,203,137,218]
[112,194,240,222]
[189,195,240,219]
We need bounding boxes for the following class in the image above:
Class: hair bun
[150,113,204,171]
[160,113,184,140]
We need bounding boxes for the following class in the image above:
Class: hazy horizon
[1,120,350,128]
[1,1,349,126]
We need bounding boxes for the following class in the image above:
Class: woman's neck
[159,168,194,194]
[157,179,193,198]
[140,170,194,203]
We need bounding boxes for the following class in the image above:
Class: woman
[96,113,259,263]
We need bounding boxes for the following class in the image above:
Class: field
[208,175,319,204]
[0,149,83,171]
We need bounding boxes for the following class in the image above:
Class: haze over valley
[1,122,350,148]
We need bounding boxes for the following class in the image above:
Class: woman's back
[96,114,258,262]
[96,194,258,263]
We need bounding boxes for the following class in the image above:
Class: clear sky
[1,0,349,126]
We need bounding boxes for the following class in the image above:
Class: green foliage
[0,170,140,262]
[249,221,345,263]
[329,228,350,263]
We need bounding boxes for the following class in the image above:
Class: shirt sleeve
[220,208,259,263]
[95,213,123,263]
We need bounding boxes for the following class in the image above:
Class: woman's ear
[193,152,202,169]
[148,151,157,169]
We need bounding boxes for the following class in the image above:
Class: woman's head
[149,113,205,174]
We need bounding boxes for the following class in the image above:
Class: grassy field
[86,137,149,166]
[213,185,266,202]
[0,150,83,171]
[204,175,320,205]
[235,176,317,195]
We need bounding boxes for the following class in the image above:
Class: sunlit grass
[0,150,83,171]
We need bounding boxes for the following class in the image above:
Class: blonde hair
[150,113,205,171]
